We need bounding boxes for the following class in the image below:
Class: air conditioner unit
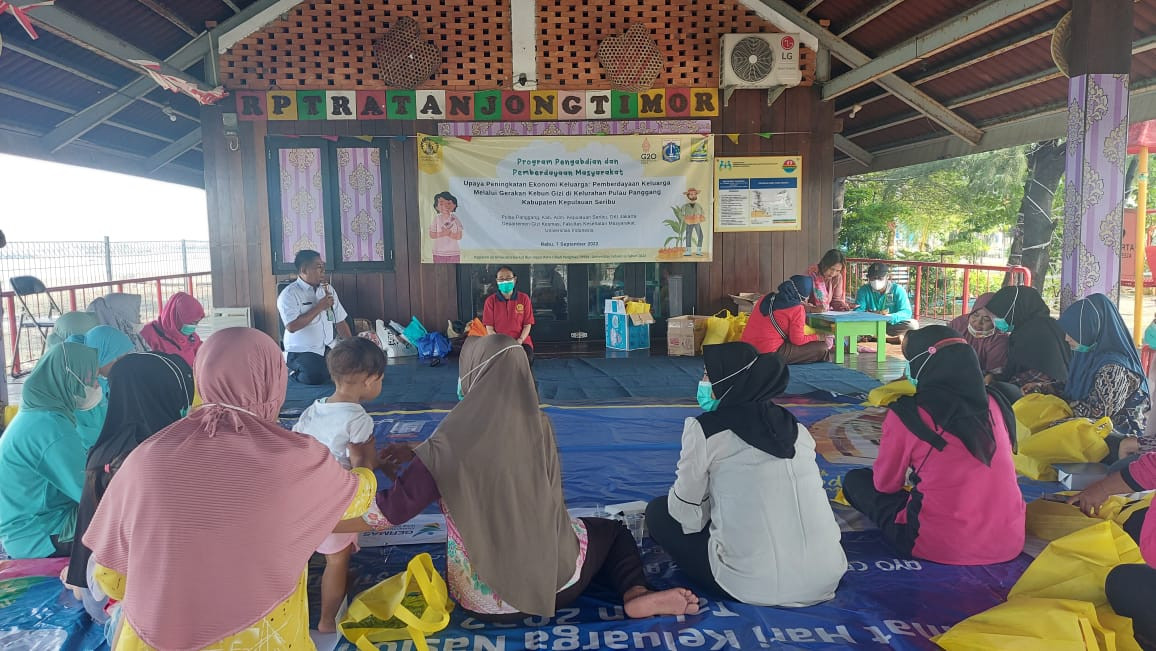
[721,33,802,105]
[195,307,252,341]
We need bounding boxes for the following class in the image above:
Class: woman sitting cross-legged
[741,276,831,364]
[985,284,1070,395]
[375,334,700,622]
[842,325,1025,565]
[646,342,846,605]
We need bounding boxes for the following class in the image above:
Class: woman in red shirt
[741,276,830,364]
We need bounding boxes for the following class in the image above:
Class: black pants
[841,468,916,557]
[464,518,646,623]
[1107,561,1156,650]
[645,496,734,600]
[521,344,535,367]
[287,351,331,385]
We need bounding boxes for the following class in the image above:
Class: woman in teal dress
[70,326,135,448]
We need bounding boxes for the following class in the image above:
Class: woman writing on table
[805,249,852,312]
[741,276,830,364]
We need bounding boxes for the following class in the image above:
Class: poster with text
[714,155,803,232]
[417,134,714,263]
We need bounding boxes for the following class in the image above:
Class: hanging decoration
[130,60,228,106]
[371,16,441,89]
[597,23,664,92]
[0,0,54,40]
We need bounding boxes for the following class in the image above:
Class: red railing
[4,272,211,376]
[845,258,1031,323]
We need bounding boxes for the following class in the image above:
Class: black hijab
[67,352,194,587]
[761,275,814,316]
[985,285,1071,382]
[889,325,1016,466]
[697,341,799,458]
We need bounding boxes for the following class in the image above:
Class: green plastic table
[805,312,890,364]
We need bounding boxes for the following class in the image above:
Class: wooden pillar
[1059,0,1133,309]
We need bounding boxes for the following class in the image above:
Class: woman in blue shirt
[856,262,918,342]
[0,343,100,558]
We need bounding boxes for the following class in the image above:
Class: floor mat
[282,357,883,412]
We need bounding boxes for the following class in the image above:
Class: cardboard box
[1054,463,1111,491]
[606,312,651,351]
[667,315,708,356]
[730,293,762,314]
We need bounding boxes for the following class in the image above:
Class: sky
[0,153,210,242]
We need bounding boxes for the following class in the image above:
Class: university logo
[782,159,798,174]
[690,140,709,162]
[662,140,681,163]
[718,160,733,171]
[516,304,525,313]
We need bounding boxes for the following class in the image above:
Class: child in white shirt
[292,337,386,632]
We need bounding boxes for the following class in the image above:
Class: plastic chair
[9,276,61,378]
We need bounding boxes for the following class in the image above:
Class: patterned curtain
[278,148,326,262]
[337,147,386,262]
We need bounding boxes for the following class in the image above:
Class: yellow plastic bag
[726,311,749,342]
[703,310,732,346]
[1019,416,1112,465]
[936,522,1144,651]
[865,379,916,407]
[339,552,453,651]
[1026,494,1155,543]
[1014,392,1074,432]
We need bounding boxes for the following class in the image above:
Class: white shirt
[668,419,847,607]
[277,278,348,355]
[291,398,374,470]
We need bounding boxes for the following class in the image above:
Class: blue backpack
[416,332,452,366]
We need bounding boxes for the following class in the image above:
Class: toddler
[292,336,387,632]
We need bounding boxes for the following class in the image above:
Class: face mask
[1072,342,1096,353]
[457,344,521,400]
[497,280,515,294]
[180,324,197,336]
[905,337,968,387]
[992,317,1012,333]
[967,324,994,339]
[994,286,1018,333]
[1070,301,1102,355]
[869,279,886,291]
[697,381,720,412]
[76,383,103,411]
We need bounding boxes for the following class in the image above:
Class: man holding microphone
[277,249,352,385]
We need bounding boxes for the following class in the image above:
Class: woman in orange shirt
[742,276,830,364]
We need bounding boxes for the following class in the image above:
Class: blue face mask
[456,377,464,401]
[1072,342,1096,353]
[905,361,917,386]
[497,280,516,294]
[696,381,720,412]
[180,324,197,336]
[992,317,1012,333]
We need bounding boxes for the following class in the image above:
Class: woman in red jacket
[741,276,830,364]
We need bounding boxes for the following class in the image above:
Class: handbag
[401,317,429,346]
[339,553,454,651]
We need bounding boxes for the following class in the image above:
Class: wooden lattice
[598,24,664,92]
[538,0,815,88]
[219,0,510,90]
[372,17,441,88]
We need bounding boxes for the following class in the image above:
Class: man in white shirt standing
[277,250,352,385]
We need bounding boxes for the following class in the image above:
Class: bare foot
[623,587,700,618]
[316,620,337,634]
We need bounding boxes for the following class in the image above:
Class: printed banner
[714,155,803,232]
[416,134,715,264]
[236,88,720,121]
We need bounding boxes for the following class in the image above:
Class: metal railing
[845,258,1031,324]
[4,272,212,376]
[0,239,210,291]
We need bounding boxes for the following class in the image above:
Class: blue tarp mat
[283,357,882,412]
[2,395,1058,650]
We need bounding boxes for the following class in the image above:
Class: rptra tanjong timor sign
[415,134,715,264]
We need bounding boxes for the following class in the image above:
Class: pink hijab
[83,327,359,650]
[949,292,1010,374]
[142,292,205,366]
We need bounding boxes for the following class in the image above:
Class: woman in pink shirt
[429,191,464,263]
[842,325,1024,565]
[1071,453,1156,647]
[805,249,852,312]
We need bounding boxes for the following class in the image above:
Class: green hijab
[47,312,101,347]
[21,342,99,423]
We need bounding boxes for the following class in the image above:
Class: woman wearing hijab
[70,326,136,449]
[83,328,377,650]
[375,335,700,622]
[842,325,1024,565]
[645,342,846,605]
[985,284,1070,395]
[0,342,100,558]
[66,352,193,588]
[47,311,101,347]
[88,294,148,353]
[948,292,1009,375]
[741,276,830,364]
[141,292,205,367]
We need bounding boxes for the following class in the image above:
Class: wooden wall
[201,86,834,339]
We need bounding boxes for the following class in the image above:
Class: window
[266,136,394,273]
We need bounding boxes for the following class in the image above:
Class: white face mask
[75,382,103,411]
[869,279,887,291]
